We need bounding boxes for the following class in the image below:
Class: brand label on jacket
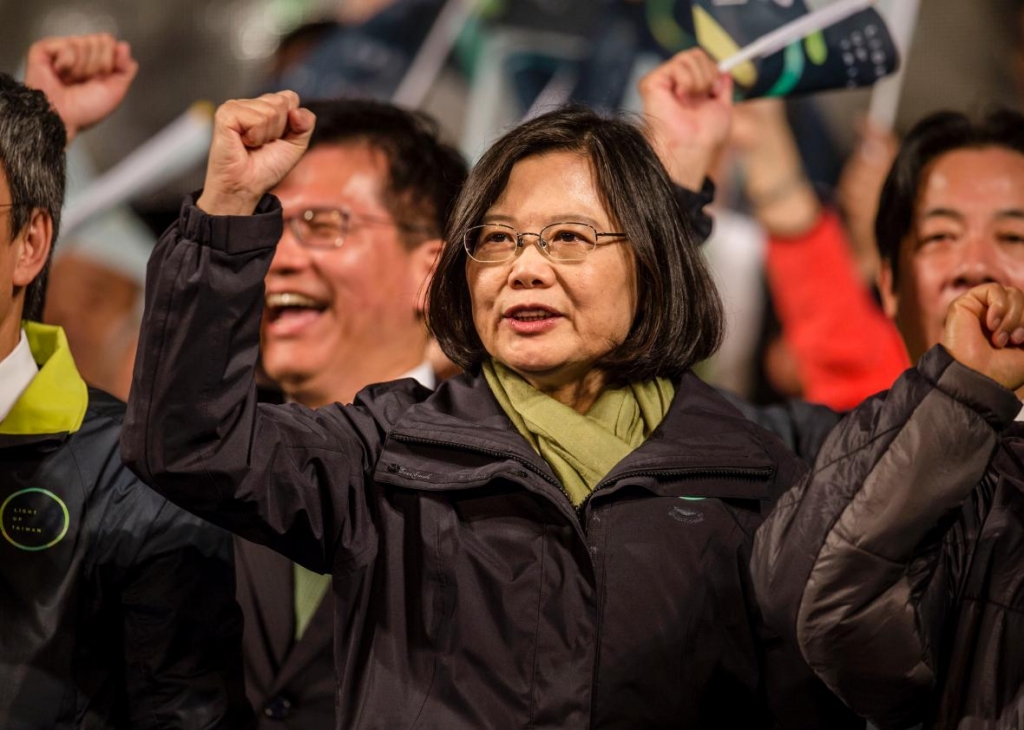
[1,488,70,551]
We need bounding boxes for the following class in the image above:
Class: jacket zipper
[582,463,773,729]
[577,465,775,516]
[393,434,774,729]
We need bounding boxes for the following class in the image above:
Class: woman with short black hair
[124,91,858,728]
[430,105,723,386]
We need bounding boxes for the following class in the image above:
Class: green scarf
[482,360,675,505]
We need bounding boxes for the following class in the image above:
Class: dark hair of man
[0,74,66,322]
[302,98,467,247]
[876,107,1024,284]
[427,105,724,384]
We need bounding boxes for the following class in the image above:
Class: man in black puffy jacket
[752,111,1024,728]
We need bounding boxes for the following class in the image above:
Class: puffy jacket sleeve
[121,194,382,574]
[751,345,1021,728]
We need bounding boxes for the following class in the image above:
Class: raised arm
[638,49,731,242]
[122,94,378,571]
[735,99,908,409]
[638,48,732,191]
[24,34,138,145]
[752,284,1024,728]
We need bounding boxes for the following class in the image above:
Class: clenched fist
[25,34,139,144]
[638,48,733,190]
[943,283,1024,394]
[196,92,315,217]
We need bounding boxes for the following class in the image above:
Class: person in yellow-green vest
[0,37,252,729]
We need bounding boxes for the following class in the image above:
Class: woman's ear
[12,208,54,287]
[414,238,443,317]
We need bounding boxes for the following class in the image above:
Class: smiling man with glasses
[231,97,467,729]
[260,100,465,410]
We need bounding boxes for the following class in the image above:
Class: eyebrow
[921,208,1024,223]
[920,208,964,222]
[484,213,606,229]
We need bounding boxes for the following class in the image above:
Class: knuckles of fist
[198,94,316,216]
[38,34,133,81]
[945,284,1024,391]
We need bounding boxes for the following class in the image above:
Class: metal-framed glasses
[284,207,430,250]
[463,222,627,263]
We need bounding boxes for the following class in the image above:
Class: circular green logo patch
[1,488,70,551]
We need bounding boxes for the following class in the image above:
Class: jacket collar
[0,323,88,438]
[376,369,777,502]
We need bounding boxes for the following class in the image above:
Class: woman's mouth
[511,309,555,321]
[503,306,562,334]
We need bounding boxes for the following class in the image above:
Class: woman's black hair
[427,105,723,383]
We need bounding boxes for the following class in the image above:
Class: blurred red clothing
[766,210,910,411]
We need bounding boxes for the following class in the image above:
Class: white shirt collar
[284,362,436,408]
[0,329,40,423]
[400,361,436,390]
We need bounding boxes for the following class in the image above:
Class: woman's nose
[508,236,555,289]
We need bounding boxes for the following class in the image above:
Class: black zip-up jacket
[123,194,860,729]
[1,386,252,729]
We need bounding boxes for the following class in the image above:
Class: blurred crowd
[11,0,1023,408]
[5,1,1024,728]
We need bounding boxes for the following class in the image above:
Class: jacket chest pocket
[418,485,553,650]
[382,482,582,703]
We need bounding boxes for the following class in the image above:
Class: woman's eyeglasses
[464,222,626,263]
